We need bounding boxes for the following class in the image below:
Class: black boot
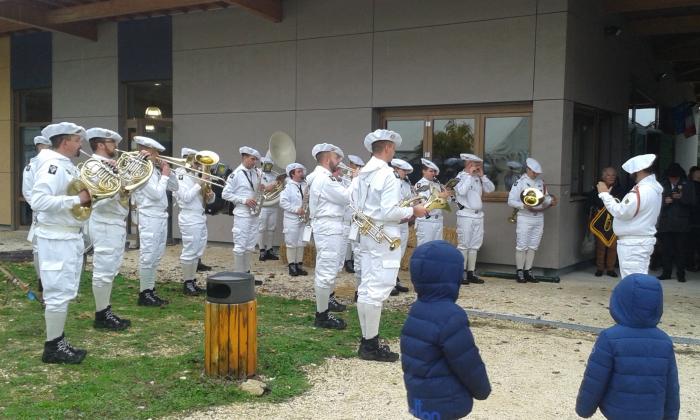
[390,286,400,296]
[42,334,87,364]
[314,310,347,329]
[183,279,205,296]
[395,277,409,293]
[265,249,279,261]
[328,293,347,312]
[288,263,299,277]
[678,270,686,283]
[461,270,470,285]
[259,249,267,261]
[344,260,355,273]
[467,271,484,284]
[358,336,399,362]
[295,263,308,276]
[94,306,131,330]
[524,270,539,283]
[138,289,169,306]
[196,259,212,272]
[516,269,526,283]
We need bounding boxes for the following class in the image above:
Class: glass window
[125,80,172,119]
[484,116,530,192]
[571,111,597,196]
[388,119,424,184]
[18,89,51,122]
[432,118,475,184]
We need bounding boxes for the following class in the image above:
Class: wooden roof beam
[48,0,224,23]
[0,0,97,40]
[223,0,282,22]
[604,0,700,14]
[629,14,700,35]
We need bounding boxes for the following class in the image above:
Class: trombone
[118,149,227,188]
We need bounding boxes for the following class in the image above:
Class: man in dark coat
[657,163,696,282]
[401,240,491,419]
[588,167,627,277]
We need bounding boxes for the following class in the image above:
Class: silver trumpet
[349,204,401,250]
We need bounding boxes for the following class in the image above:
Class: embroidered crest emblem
[178,174,184,180]
[48,165,57,175]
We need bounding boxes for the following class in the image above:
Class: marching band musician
[342,155,365,274]
[132,136,179,306]
[390,158,414,295]
[257,156,280,262]
[222,146,262,276]
[22,134,52,301]
[508,157,557,283]
[174,147,215,296]
[85,128,131,330]
[414,158,451,246]
[307,143,351,330]
[353,130,428,362]
[597,154,663,278]
[454,154,495,285]
[279,162,308,276]
[32,122,91,364]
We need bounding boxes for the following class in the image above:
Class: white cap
[460,153,482,162]
[506,161,523,170]
[526,157,543,174]
[33,135,50,146]
[41,122,86,141]
[239,146,261,159]
[85,128,122,145]
[286,162,306,175]
[363,129,402,153]
[261,156,274,164]
[421,158,439,175]
[133,136,165,152]
[391,158,413,173]
[312,143,344,160]
[622,154,656,174]
[181,147,197,158]
[348,155,365,166]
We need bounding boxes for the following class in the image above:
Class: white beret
[506,161,523,170]
[133,135,165,152]
[239,146,261,159]
[286,162,306,175]
[181,147,197,158]
[526,157,543,174]
[460,153,483,162]
[33,135,50,146]
[41,122,86,141]
[363,129,402,153]
[421,158,439,175]
[348,155,365,166]
[622,154,656,174]
[86,128,122,145]
[312,143,344,160]
[391,158,413,173]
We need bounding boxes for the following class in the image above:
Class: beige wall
[0,37,11,225]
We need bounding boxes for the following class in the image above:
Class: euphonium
[349,204,401,250]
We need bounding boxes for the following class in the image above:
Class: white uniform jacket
[90,154,129,226]
[599,174,663,238]
[507,174,553,218]
[174,167,214,219]
[415,177,446,220]
[455,171,495,217]
[280,179,306,220]
[352,157,413,226]
[22,149,51,207]
[222,164,259,218]
[132,168,178,219]
[308,166,351,234]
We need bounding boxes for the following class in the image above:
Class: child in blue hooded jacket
[576,273,680,419]
[401,240,491,419]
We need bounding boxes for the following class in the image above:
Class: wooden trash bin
[204,271,257,379]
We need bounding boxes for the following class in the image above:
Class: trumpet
[349,204,400,250]
[336,162,355,181]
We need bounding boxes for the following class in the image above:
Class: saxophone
[250,168,265,216]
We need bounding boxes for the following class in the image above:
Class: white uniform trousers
[179,211,207,264]
[313,231,345,289]
[139,216,168,270]
[88,219,126,287]
[257,207,277,250]
[617,236,656,279]
[38,236,84,312]
[340,222,352,271]
[357,225,402,306]
[399,224,409,258]
[283,215,305,248]
[415,218,443,246]
[456,214,484,251]
[233,215,260,255]
[515,214,544,251]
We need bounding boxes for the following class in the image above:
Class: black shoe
[138,289,169,306]
[390,287,400,296]
[344,260,355,273]
[467,271,485,284]
[255,278,263,286]
[461,270,470,285]
[295,263,308,276]
[314,310,347,329]
[328,293,347,312]
[594,270,603,277]
[265,249,279,261]
[288,263,299,277]
[657,273,672,281]
[94,306,131,330]
[524,270,539,283]
[516,269,526,283]
[42,334,86,364]
[358,336,399,362]
[183,280,205,296]
[606,270,618,278]
[196,259,212,272]
[395,278,409,293]
[259,249,267,261]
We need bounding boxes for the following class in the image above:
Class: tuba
[261,131,297,208]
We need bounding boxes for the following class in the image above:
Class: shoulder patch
[25,164,31,172]
[48,165,57,175]
[178,174,184,180]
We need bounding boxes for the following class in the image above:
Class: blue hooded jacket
[401,240,491,419]
[576,274,680,420]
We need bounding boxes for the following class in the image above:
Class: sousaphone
[262,131,296,207]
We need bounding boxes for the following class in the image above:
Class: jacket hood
[641,174,663,194]
[409,240,463,302]
[359,156,386,176]
[609,274,663,328]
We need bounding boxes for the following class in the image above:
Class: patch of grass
[0,263,407,419]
